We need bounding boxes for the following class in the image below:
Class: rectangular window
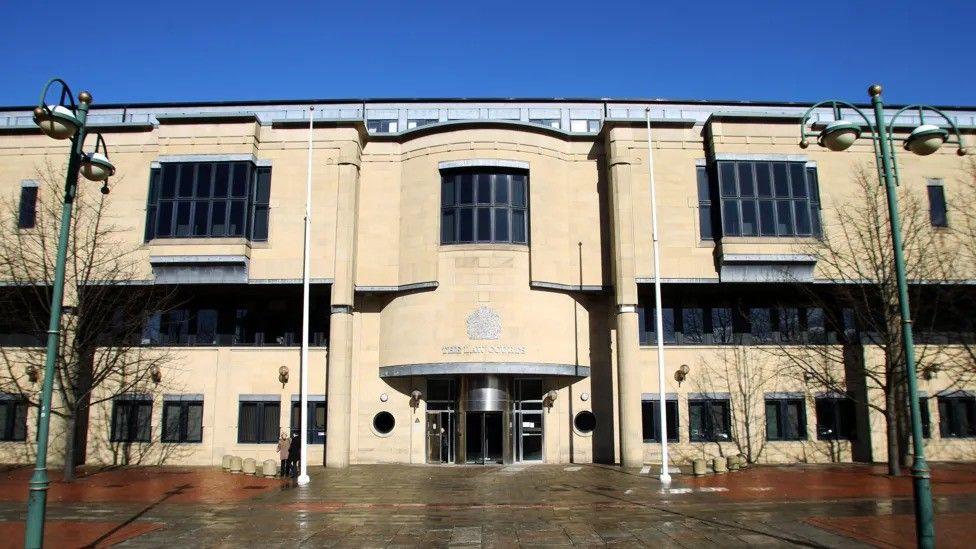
[638,306,675,345]
[749,308,772,343]
[441,170,528,245]
[162,400,204,443]
[530,118,560,129]
[927,181,948,227]
[0,395,28,441]
[238,400,280,443]
[17,183,38,229]
[570,119,600,132]
[765,398,806,441]
[680,307,705,343]
[815,396,856,440]
[406,119,437,130]
[710,307,735,344]
[642,399,679,442]
[689,398,732,442]
[696,166,714,240]
[938,394,976,438]
[291,401,327,444]
[366,119,398,133]
[145,162,271,242]
[715,160,821,238]
[920,397,931,439]
[111,398,152,442]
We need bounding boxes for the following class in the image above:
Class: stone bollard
[692,458,708,476]
[221,455,233,470]
[712,456,728,474]
[242,458,257,475]
[229,456,243,474]
[255,464,264,477]
[738,455,748,469]
[263,459,278,478]
[727,455,739,471]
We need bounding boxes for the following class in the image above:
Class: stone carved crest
[466,306,501,340]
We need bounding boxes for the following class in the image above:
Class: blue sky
[1,0,973,107]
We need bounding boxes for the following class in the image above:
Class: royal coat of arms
[466,306,501,340]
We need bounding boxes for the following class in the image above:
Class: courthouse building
[0,95,974,469]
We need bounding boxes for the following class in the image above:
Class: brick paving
[0,462,974,547]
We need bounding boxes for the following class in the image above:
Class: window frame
[290,400,327,444]
[0,396,28,442]
[688,397,732,442]
[161,399,204,443]
[715,160,822,238]
[17,182,38,230]
[764,397,807,441]
[440,169,529,246]
[926,180,948,228]
[237,400,281,444]
[110,398,152,443]
[815,396,856,441]
[938,394,976,439]
[642,399,679,442]
[144,161,271,242]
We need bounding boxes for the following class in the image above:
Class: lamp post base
[297,474,310,486]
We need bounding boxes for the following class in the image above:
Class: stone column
[606,127,643,468]
[326,152,361,468]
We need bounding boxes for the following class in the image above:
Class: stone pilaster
[325,152,361,468]
[606,128,643,468]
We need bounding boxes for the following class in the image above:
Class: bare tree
[687,347,779,464]
[0,161,176,480]
[766,165,969,476]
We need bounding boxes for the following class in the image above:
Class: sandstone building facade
[0,96,974,469]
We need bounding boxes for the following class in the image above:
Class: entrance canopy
[378,361,589,378]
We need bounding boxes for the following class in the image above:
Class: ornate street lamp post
[799,84,967,549]
[25,78,115,549]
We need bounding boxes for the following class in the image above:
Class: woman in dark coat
[287,432,301,478]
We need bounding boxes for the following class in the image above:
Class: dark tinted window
[0,396,28,441]
[162,400,203,443]
[642,400,679,442]
[927,183,948,227]
[145,162,271,242]
[689,399,731,442]
[111,398,152,442]
[715,160,821,238]
[815,397,856,440]
[238,401,280,443]
[765,398,806,441]
[938,395,976,438]
[441,170,528,245]
[291,401,327,444]
[17,185,38,229]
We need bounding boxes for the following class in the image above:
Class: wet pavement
[1,462,975,547]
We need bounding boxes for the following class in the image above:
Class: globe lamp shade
[33,105,80,140]
[905,124,948,156]
[818,120,861,152]
[80,152,115,182]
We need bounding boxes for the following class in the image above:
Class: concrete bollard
[692,458,708,476]
[254,464,264,477]
[242,458,257,475]
[221,455,233,470]
[727,455,739,471]
[737,455,748,468]
[263,459,278,477]
[712,456,728,474]
[229,456,243,474]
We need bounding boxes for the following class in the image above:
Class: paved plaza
[1,462,975,548]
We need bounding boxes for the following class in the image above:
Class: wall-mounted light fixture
[580,392,589,402]
[921,363,941,381]
[26,365,39,384]
[380,393,389,403]
[149,365,162,384]
[278,366,289,387]
[543,390,558,408]
[674,364,690,386]
[409,389,422,408]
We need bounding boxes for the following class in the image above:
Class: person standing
[287,432,301,478]
[277,432,290,478]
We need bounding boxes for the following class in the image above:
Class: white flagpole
[646,107,671,484]
[297,106,314,486]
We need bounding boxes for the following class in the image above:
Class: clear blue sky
[2,0,974,107]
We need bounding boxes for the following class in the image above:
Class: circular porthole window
[372,411,395,436]
[574,410,596,434]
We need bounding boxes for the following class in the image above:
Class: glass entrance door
[514,379,544,462]
[464,411,503,464]
[516,411,543,461]
[426,410,454,463]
